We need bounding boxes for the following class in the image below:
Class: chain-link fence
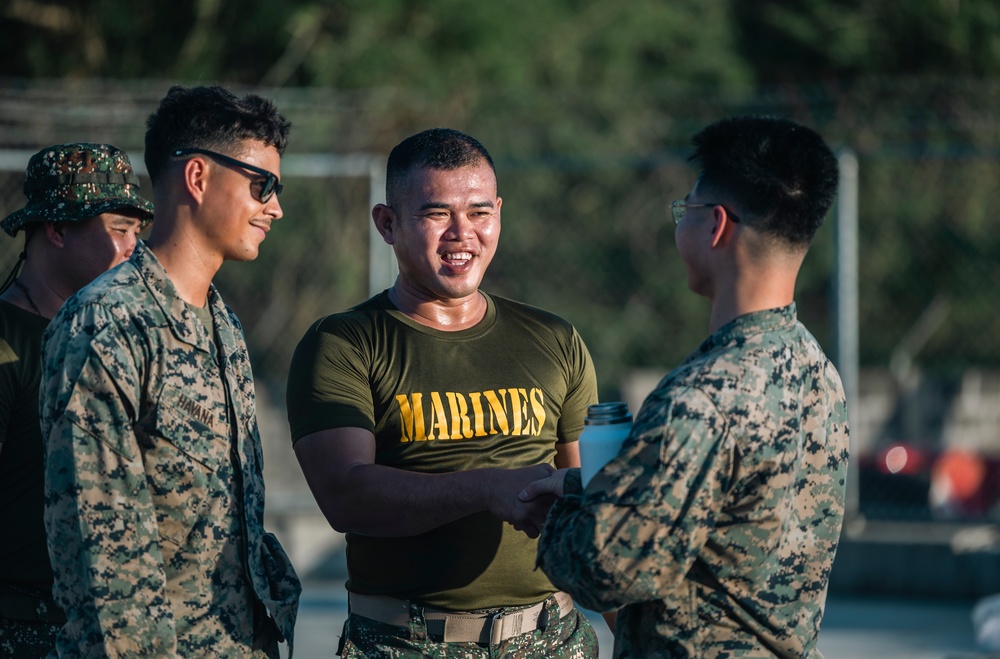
[852,151,1000,524]
[1,78,998,526]
[0,154,377,399]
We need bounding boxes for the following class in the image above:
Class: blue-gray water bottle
[579,402,632,487]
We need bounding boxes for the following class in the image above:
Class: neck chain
[13,279,43,317]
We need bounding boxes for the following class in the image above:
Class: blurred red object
[858,442,1000,521]
[930,449,991,517]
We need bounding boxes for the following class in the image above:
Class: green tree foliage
[2,1,750,87]
[3,0,998,395]
[734,0,1000,80]
[7,1,1000,85]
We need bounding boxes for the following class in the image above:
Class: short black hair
[144,85,291,185]
[689,115,839,247]
[385,128,495,208]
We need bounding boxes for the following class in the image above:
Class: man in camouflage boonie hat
[0,142,152,657]
[2,142,154,237]
[526,116,851,658]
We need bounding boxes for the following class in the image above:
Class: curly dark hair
[144,85,291,185]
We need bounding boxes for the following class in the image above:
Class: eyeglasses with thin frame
[172,148,283,203]
[670,200,741,225]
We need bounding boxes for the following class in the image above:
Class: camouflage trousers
[339,594,600,658]
[0,617,60,658]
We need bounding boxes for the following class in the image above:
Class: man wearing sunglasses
[39,85,300,657]
[526,116,850,658]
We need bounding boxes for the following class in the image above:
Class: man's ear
[372,204,396,245]
[43,221,67,248]
[710,206,736,249]
[181,156,210,203]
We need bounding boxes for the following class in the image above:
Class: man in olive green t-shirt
[287,128,601,658]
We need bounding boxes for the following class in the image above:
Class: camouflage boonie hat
[1,143,155,237]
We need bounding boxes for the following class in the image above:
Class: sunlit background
[3,2,1000,655]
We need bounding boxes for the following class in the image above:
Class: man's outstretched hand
[508,468,571,538]
[487,464,557,539]
[520,467,569,501]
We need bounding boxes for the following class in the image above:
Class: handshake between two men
[490,464,572,540]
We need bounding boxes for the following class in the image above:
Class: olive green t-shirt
[286,291,598,610]
[0,300,54,587]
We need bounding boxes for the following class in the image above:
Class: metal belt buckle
[489,610,505,645]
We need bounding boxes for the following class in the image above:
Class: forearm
[315,463,515,537]
[539,388,733,612]
[538,496,660,612]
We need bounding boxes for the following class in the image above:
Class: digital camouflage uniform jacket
[538,305,850,658]
[40,241,300,657]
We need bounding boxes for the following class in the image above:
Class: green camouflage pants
[0,617,60,658]
[339,595,600,658]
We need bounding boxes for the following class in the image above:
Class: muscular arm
[294,427,554,537]
[554,440,579,469]
[0,334,21,457]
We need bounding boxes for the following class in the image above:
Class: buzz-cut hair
[689,115,839,247]
[385,128,495,208]
[144,85,291,185]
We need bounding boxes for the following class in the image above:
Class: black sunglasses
[172,148,283,203]
[670,200,741,225]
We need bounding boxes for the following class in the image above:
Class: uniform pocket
[144,386,234,548]
[153,385,231,470]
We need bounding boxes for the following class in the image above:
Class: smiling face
[199,139,284,262]
[384,160,501,304]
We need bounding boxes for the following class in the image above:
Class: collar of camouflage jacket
[692,303,798,359]
[128,240,226,357]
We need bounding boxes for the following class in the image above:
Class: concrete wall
[257,382,346,582]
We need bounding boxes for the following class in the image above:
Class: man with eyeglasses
[524,115,850,658]
[39,85,300,657]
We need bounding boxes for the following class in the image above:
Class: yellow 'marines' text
[394,388,546,442]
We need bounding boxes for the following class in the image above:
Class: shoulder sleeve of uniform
[556,326,598,444]
[538,384,733,611]
[41,301,141,456]
[286,314,375,443]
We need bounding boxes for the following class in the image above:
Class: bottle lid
[584,401,632,425]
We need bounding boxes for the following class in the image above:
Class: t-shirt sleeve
[555,327,598,444]
[286,317,375,443]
